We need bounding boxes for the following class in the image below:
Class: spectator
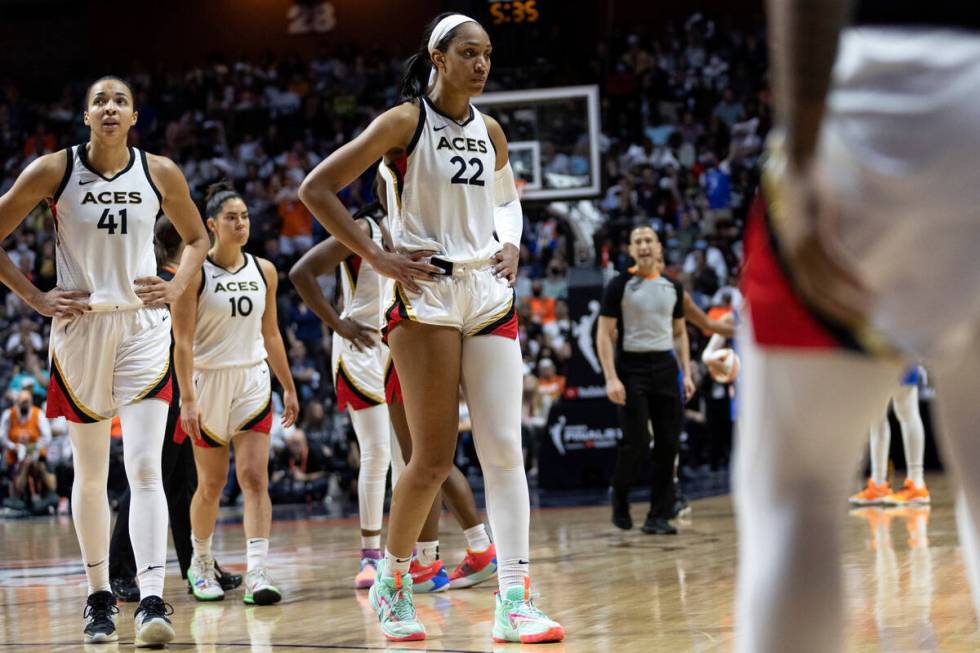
[2,389,56,514]
[527,280,557,325]
[535,358,566,406]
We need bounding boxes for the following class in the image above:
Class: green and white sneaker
[187,555,225,601]
[367,559,426,641]
[492,577,565,643]
[244,567,282,605]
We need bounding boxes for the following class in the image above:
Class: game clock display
[489,0,540,24]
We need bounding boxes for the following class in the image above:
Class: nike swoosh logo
[78,179,98,185]
[518,560,529,565]
[145,565,164,571]
[86,562,104,568]
[433,125,448,132]
[211,273,225,279]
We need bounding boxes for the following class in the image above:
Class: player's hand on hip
[337,319,377,352]
[32,288,90,318]
[180,399,203,444]
[281,389,299,428]
[606,378,626,406]
[767,140,870,329]
[493,243,519,286]
[370,250,442,293]
[134,276,181,308]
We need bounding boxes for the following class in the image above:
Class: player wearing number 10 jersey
[172,181,299,608]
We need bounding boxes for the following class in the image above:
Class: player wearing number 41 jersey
[0,76,210,647]
[172,181,299,608]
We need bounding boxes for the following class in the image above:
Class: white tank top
[338,217,387,331]
[194,254,268,370]
[386,97,498,261]
[53,145,161,310]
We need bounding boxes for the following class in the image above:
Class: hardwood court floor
[0,474,977,652]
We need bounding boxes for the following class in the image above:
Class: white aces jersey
[52,145,161,310]
[338,216,388,331]
[193,254,268,370]
[385,96,498,262]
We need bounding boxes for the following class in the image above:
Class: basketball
[707,348,740,384]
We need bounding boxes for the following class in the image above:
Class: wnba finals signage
[538,266,621,489]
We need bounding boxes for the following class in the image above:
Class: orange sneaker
[849,479,892,505]
[885,479,930,505]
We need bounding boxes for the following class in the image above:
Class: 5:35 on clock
[489,0,540,24]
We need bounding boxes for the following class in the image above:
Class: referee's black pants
[109,396,197,580]
[611,351,683,519]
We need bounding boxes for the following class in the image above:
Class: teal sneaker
[492,577,564,643]
[368,560,426,641]
[243,567,282,605]
[187,556,225,602]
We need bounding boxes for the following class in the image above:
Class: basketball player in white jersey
[0,76,209,646]
[736,3,980,651]
[299,14,563,644]
[171,181,299,606]
[290,170,497,592]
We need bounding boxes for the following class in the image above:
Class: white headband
[427,14,478,85]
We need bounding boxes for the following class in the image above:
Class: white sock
[68,420,113,594]
[417,540,439,566]
[383,549,412,577]
[246,538,269,573]
[463,524,492,551]
[498,558,530,593]
[192,532,213,559]
[349,404,392,535]
[461,337,530,593]
[120,400,170,599]
[868,414,891,485]
[361,535,381,551]
[894,385,926,487]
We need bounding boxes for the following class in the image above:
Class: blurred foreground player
[737,2,980,652]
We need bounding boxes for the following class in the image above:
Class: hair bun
[204,179,235,203]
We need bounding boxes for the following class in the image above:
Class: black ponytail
[204,179,243,219]
[400,12,464,99]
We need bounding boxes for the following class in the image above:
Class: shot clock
[488,0,540,25]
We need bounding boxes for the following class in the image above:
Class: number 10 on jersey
[229,296,253,317]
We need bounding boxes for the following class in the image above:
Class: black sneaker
[133,596,175,648]
[611,490,633,530]
[110,576,141,602]
[83,590,119,643]
[672,494,692,519]
[641,516,678,535]
[215,561,243,591]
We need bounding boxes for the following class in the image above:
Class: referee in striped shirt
[597,226,695,534]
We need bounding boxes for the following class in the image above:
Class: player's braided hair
[400,12,464,99]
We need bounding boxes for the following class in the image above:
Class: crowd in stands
[0,13,766,514]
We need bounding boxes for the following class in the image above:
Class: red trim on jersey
[335,366,383,412]
[741,194,840,350]
[46,363,100,423]
[473,293,519,340]
[385,364,403,404]
[142,369,173,405]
